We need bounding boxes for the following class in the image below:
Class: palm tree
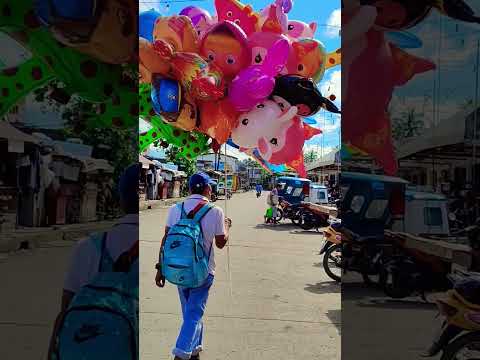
[304,149,319,163]
[392,108,424,142]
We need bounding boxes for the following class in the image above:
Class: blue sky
[140,0,342,158]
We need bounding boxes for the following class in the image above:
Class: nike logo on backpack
[170,240,181,249]
[73,324,102,343]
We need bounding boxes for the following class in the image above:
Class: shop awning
[80,158,114,173]
[139,154,154,169]
[0,121,38,143]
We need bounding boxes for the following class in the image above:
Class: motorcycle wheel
[379,267,415,299]
[275,208,284,222]
[440,331,480,360]
[323,244,342,282]
[291,209,303,226]
[299,211,315,230]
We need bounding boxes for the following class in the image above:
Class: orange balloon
[198,98,240,144]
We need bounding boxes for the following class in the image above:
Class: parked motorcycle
[278,199,303,225]
[423,272,480,360]
[380,234,454,299]
[298,203,330,231]
[321,223,392,285]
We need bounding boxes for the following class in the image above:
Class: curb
[139,197,185,211]
[0,220,117,254]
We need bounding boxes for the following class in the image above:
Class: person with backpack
[155,172,231,360]
[47,164,140,360]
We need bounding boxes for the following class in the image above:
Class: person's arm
[155,226,169,288]
[47,290,75,358]
[215,210,231,249]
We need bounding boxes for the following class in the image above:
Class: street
[140,191,341,360]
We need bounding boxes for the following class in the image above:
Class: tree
[391,108,424,143]
[165,146,196,177]
[242,158,259,168]
[304,149,319,163]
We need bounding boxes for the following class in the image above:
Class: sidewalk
[139,197,186,211]
[0,219,117,253]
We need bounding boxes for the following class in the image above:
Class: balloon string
[224,142,233,300]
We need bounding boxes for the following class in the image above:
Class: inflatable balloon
[286,20,317,39]
[152,15,199,53]
[199,20,249,81]
[214,0,260,36]
[385,31,422,49]
[231,100,297,149]
[248,31,290,67]
[0,1,137,128]
[229,38,289,112]
[139,9,162,42]
[139,84,210,158]
[34,0,137,65]
[139,37,170,84]
[151,77,198,131]
[198,98,239,145]
[271,75,340,116]
[259,0,288,33]
[179,6,216,39]
[286,38,327,82]
[258,117,321,164]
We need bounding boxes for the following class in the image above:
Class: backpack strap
[113,240,139,272]
[179,202,188,219]
[190,202,214,223]
[97,232,108,273]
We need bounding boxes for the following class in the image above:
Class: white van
[309,184,329,205]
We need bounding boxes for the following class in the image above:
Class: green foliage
[392,108,424,142]
[165,146,196,177]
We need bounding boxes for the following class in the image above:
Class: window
[424,207,443,226]
[292,188,303,197]
[350,195,365,213]
[286,186,293,194]
[365,200,388,219]
[318,191,326,200]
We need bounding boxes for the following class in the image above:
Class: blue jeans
[173,274,214,359]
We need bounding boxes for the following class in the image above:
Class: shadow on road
[326,309,341,332]
[254,223,322,236]
[305,281,341,295]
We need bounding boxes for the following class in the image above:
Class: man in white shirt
[155,172,231,360]
[48,164,140,358]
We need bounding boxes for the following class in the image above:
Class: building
[396,107,480,193]
[306,150,341,185]
[196,152,240,174]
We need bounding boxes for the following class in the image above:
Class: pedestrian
[255,183,263,198]
[267,183,281,225]
[155,172,231,360]
[48,164,140,360]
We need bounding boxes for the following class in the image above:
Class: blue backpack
[53,232,139,360]
[161,201,214,288]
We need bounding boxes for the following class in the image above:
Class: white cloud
[320,69,341,106]
[139,1,170,14]
[325,9,341,38]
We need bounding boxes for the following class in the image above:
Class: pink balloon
[229,39,289,112]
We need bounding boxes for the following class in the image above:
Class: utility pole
[473,39,479,188]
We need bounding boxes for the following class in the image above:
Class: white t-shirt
[166,195,225,275]
[63,214,139,293]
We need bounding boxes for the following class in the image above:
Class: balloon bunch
[0,0,138,128]
[342,0,480,175]
[139,0,341,176]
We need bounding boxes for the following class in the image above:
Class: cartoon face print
[200,22,249,79]
[286,20,317,39]
[272,95,311,117]
[214,0,260,35]
[248,31,290,67]
[286,39,327,82]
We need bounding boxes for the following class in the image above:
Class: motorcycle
[278,199,304,225]
[423,272,480,360]
[298,202,330,231]
[380,233,456,299]
[321,223,392,285]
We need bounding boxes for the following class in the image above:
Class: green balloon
[0,0,137,128]
[138,83,210,159]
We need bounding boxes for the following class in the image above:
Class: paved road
[140,191,341,360]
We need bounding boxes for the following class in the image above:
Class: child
[264,207,273,224]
